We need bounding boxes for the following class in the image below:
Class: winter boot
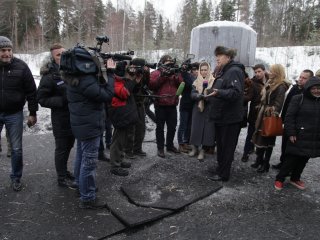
[197,149,205,162]
[257,147,272,173]
[188,145,198,157]
[251,148,264,168]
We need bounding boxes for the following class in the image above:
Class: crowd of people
[1,35,320,210]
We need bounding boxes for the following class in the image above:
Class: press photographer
[149,54,184,158]
[108,58,145,176]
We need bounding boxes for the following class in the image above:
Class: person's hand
[106,58,116,69]
[206,89,218,97]
[264,106,275,116]
[289,136,296,143]
[27,116,37,128]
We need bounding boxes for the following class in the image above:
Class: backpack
[60,45,98,75]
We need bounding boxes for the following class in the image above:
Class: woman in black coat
[275,76,320,190]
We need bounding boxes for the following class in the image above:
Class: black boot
[251,148,264,168]
[257,147,272,173]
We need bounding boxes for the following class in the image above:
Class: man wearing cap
[241,64,268,163]
[149,55,183,158]
[0,36,38,191]
[207,46,245,181]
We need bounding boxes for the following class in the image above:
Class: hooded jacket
[37,61,73,138]
[207,60,245,125]
[0,57,38,115]
[284,77,320,158]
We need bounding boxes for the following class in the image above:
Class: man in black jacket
[0,36,38,191]
[207,46,245,181]
[37,43,75,187]
[272,69,313,170]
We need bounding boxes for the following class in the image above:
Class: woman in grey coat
[189,62,215,161]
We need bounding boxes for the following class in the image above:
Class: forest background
[0,0,319,59]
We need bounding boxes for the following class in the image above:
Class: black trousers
[276,153,309,182]
[279,133,289,163]
[155,105,177,150]
[55,136,75,180]
[215,123,241,180]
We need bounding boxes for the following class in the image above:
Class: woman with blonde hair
[189,62,215,161]
[251,64,290,173]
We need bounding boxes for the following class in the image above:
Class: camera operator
[63,58,115,210]
[109,59,145,176]
[149,55,183,158]
[123,58,150,158]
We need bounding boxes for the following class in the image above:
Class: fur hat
[0,36,13,49]
[131,58,146,67]
[214,46,237,59]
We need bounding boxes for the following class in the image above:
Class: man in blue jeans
[64,54,114,209]
[0,36,38,191]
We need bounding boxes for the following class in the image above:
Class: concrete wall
[190,21,257,68]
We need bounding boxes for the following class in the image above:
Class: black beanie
[0,36,13,49]
[131,58,146,67]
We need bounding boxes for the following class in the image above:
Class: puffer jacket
[0,57,38,115]
[66,73,114,140]
[284,77,320,158]
[148,69,183,106]
[207,60,245,125]
[37,61,73,138]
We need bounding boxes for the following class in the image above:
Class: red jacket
[149,69,183,106]
[111,75,130,107]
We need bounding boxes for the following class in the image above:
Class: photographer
[109,59,145,176]
[63,57,115,209]
[149,55,183,158]
[124,59,150,158]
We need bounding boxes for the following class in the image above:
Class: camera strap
[85,47,108,83]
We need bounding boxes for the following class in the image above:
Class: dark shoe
[120,162,131,168]
[98,151,110,162]
[69,182,79,190]
[0,144,2,152]
[272,162,282,170]
[209,174,228,182]
[124,152,136,159]
[241,154,249,162]
[58,179,72,188]
[66,171,75,181]
[167,146,180,154]
[157,149,165,158]
[110,167,129,176]
[75,186,99,197]
[251,162,260,168]
[257,164,269,173]
[12,179,22,191]
[7,152,11,158]
[79,198,107,210]
[178,144,189,153]
[133,150,147,156]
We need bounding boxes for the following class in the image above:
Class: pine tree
[155,14,164,49]
[219,0,236,21]
[198,0,211,24]
[252,0,271,46]
[43,0,60,45]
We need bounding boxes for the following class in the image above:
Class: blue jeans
[0,111,23,180]
[177,110,192,144]
[73,136,100,202]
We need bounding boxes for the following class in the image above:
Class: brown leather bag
[261,115,283,137]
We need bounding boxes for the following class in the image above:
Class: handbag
[261,115,283,137]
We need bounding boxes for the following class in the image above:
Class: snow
[195,20,255,32]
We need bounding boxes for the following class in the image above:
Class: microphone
[176,82,185,96]
[202,80,208,94]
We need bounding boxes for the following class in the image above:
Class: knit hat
[214,46,237,59]
[0,36,13,49]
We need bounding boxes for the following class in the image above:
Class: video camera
[157,53,195,76]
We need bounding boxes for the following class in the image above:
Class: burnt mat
[105,190,174,228]
[0,134,126,240]
[121,163,222,210]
